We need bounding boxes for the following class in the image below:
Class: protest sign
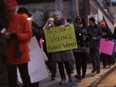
[44,24,77,53]
[18,36,48,83]
[99,38,114,55]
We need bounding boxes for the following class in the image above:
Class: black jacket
[74,23,90,47]
[101,27,113,40]
[32,21,44,46]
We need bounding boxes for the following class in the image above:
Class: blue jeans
[90,48,100,72]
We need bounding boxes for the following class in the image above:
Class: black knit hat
[18,7,32,17]
[89,17,95,23]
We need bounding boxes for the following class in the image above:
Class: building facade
[17,0,115,31]
[18,0,79,26]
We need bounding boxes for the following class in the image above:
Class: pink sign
[39,38,43,48]
[99,38,114,55]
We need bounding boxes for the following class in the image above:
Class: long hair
[74,16,87,27]
[0,0,9,29]
[80,17,87,27]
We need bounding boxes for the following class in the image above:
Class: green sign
[44,24,78,53]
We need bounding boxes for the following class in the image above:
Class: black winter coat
[32,21,44,46]
[101,27,113,40]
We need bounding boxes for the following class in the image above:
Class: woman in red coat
[5,0,32,87]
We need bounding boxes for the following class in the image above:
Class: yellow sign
[44,24,77,53]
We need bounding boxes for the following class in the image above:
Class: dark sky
[16,0,54,4]
[16,0,69,4]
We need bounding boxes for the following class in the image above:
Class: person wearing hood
[5,0,32,87]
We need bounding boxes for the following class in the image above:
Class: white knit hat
[43,17,54,30]
[48,17,54,22]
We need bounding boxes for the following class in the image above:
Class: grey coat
[51,50,74,62]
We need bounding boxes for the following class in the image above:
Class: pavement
[39,63,116,87]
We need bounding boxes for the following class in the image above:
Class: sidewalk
[39,63,116,87]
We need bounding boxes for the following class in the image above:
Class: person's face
[54,13,62,20]
[48,19,54,26]
[89,20,94,26]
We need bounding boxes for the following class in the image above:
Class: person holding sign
[43,17,57,81]
[50,11,74,85]
[5,0,32,87]
[99,21,113,68]
[73,16,90,79]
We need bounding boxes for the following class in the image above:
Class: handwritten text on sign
[44,24,77,53]
[18,37,48,83]
[99,38,114,55]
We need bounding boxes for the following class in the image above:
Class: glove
[10,33,17,40]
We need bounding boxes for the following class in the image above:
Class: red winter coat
[6,14,32,65]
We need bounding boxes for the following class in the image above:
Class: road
[39,64,116,87]
[97,68,116,87]
[17,64,116,87]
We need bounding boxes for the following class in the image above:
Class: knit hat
[43,17,54,30]
[6,0,18,10]
[89,17,95,23]
[53,10,63,18]
[48,17,54,22]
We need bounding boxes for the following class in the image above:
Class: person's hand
[92,37,97,40]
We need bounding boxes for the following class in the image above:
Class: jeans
[90,48,100,72]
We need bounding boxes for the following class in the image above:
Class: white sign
[18,36,48,83]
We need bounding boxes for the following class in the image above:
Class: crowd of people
[0,0,116,87]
